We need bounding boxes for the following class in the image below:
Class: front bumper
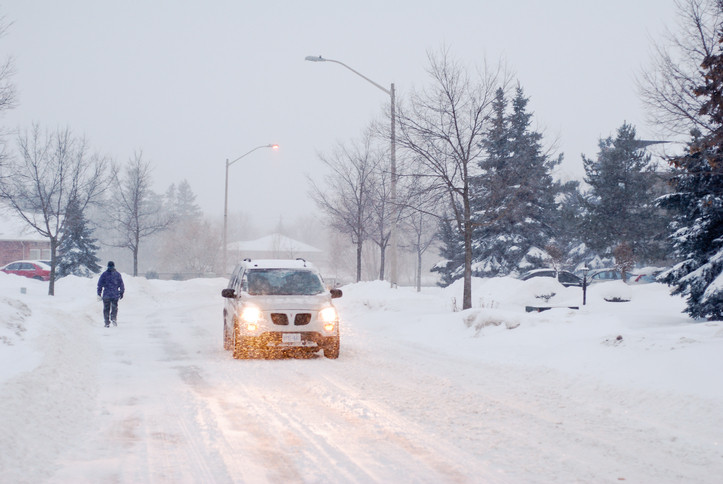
[240,332,338,350]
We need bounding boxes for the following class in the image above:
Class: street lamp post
[223,144,278,275]
[582,266,589,306]
[305,55,398,288]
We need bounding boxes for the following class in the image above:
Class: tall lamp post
[223,144,279,275]
[305,55,398,288]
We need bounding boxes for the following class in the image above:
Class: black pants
[103,298,119,324]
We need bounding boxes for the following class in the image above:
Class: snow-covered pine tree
[431,215,465,287]
[581,122,668,263]
[659,32,723,320]
[555,179,590,269]
[56,197,102,278]
[471,87,513,276]
[472,86,562,276]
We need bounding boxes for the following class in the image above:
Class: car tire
[223,312,231,350]
[32,276,43,280]
[232,318,249,359]
[323,337,340,359]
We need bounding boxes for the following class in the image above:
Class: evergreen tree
[659,30,723,320]
[431,214,465,287]
[165,179,202,222]
[175,179,202,220]
[555,179,591,270]
[56,198,102,278]
[581,122,668,263]
[472,86,562,276]
[471,88,513,276]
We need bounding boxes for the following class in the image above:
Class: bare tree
[0,125,107,295]
[0,14,17,171]
[404,208,439,292]
[367,146,393,280]
[109,152,172,276]
[396,49,504,309]
[0,15,16,116]
[309,131,381,282]
[639,0,723,136]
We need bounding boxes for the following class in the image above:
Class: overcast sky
[1,1,678,228]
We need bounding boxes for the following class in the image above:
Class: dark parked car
[1,260,51,281]
[520,269,582,287]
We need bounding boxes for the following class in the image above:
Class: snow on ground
[1,271,722,483]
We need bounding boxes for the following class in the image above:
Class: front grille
[294,313,311,325]
[271,313,289,325]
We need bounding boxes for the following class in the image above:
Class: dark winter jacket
[97,268,125,300]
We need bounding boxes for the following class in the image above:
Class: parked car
[221,259,342,359]
[588,268,658,285]
[0,260,51,281]
[520,268,582,287]
[588,268,624,284]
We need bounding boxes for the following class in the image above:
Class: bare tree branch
[639,0,723,136]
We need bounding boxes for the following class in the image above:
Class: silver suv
[221,259,342,359]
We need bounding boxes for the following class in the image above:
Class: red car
[1,260,51,281]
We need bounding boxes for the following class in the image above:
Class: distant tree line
[311,49,673,310]
[311,0,723,319]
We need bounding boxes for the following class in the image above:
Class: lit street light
[223,144,279,275]
[305,55,398,288]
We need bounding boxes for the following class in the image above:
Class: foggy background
[1,1,677,226]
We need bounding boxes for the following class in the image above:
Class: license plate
[282,333,301,344]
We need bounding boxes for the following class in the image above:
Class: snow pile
[336,276,723,400]
[597,280,633,302]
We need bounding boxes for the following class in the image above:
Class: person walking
[97,261,125,327]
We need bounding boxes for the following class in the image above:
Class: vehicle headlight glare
[323,322,336,332]
[241,306,262,324]
[246,322,258,332]
[319,307,338,323]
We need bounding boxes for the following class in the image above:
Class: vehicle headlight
[319,307,338,323]
[241,306,262,324]
[319,306,339,331]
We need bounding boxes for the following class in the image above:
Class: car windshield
[245,269,325,296]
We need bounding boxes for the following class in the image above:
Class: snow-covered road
[1,275,722,483]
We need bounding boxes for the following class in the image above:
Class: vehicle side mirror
[330,288,343,299]
[221,288,236,298]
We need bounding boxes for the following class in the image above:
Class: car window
[558,272,579,284]
[21,263,34,270]
[234,268,244,291]
[246,269,325,296]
